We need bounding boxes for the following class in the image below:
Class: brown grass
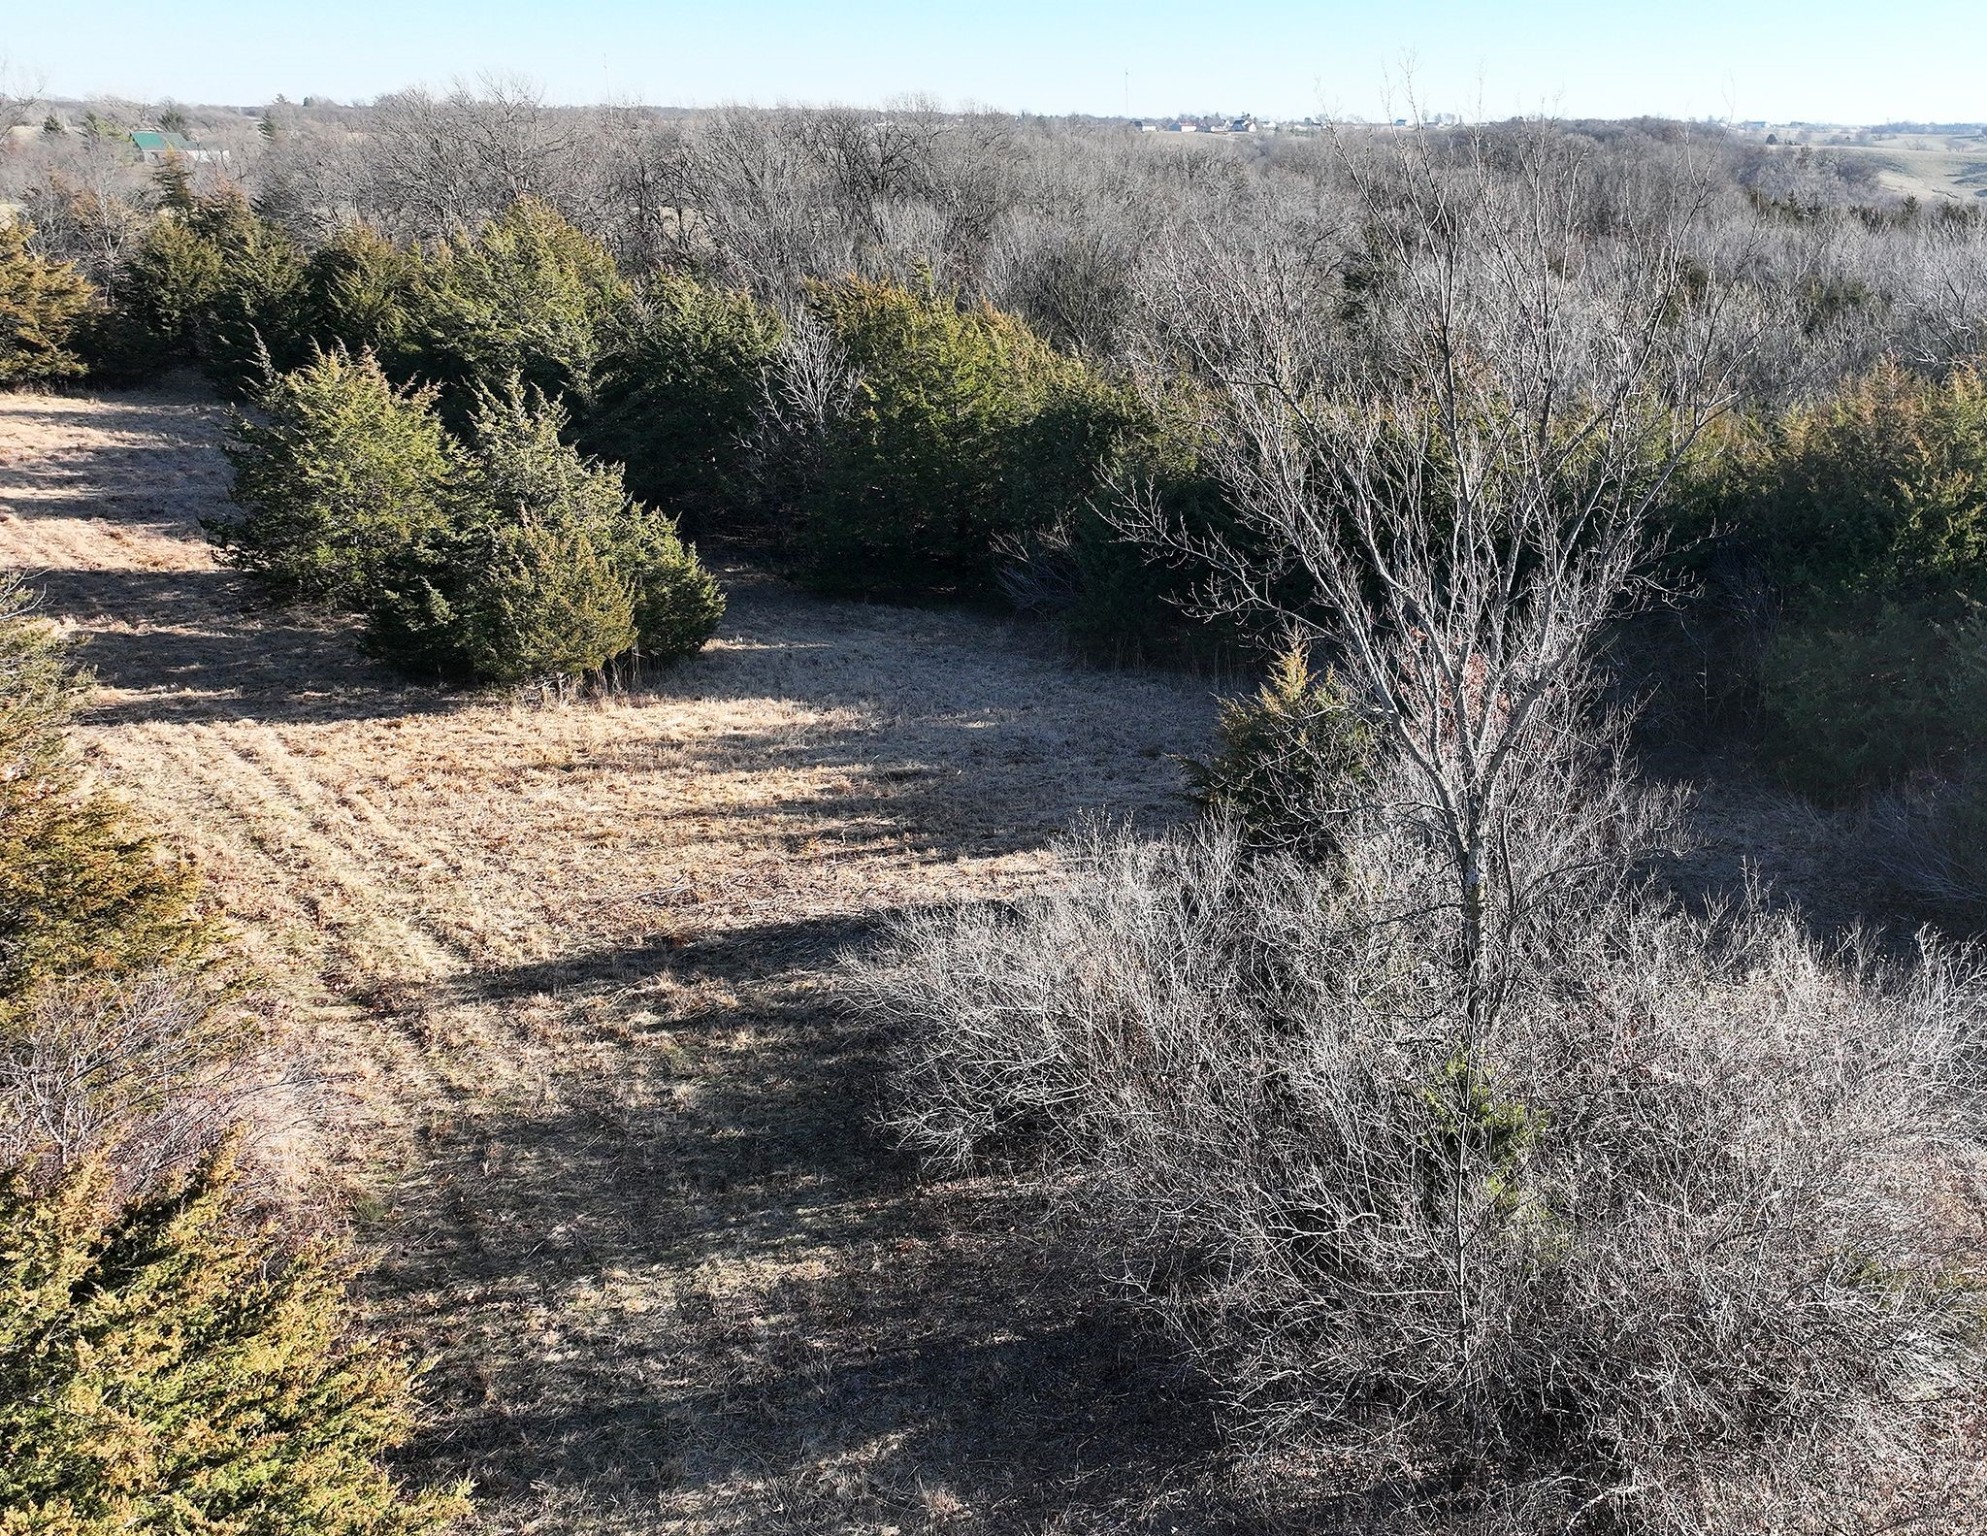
[0,383,1274,1534]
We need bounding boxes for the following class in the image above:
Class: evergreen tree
[798,277,1123,599]
[1185,640,1374,859]
[404,199,628,419]
[295,226,425,364]
[0,221,95,387]
[582,273,782,523]
[212,348,457,610]
[366,385,722,684]
[0,1146,468,1536]
[438,518,641,688]
[456,386,724,667]
[0,576,212,1007]
[152,153,197,214]
[87,189,304,387]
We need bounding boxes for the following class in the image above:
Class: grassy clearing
[0,383,1251,1534]
[1832,135,1987,203]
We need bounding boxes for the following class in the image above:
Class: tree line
[3,99,1982,812]
[4,92,1987,1531]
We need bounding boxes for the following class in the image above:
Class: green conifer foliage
[800,277,1081,597]
[86,188,305,387]
[406,199,628,417]
[1185,641,1374,859]
[295,226,426,365]
[155,152,199,214]
[87,213,223,379]
[623,513,728,666]
[582,273,783,522]
[1697,360,1987,794]
[0,220,95,388]
[1741,359,1987,605]
[442,519,640,687]
[795,277,1149,602]
[197,219,310,389]
[0,1145,468,1536]
[0,577,212,1006]
[454,385,725,667]
[365,385,723,684]
[212,348,458,610]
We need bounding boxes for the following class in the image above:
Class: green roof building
[128,130,226,164]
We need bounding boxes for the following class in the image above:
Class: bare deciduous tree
[0,972,301,1202]
[1129,121,1763,1030]
[855,119,1987,1529]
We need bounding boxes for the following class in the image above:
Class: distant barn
[128,129,227,164]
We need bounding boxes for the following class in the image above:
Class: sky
[3,0,1982,125]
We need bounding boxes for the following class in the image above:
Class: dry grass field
[1833,134,1987,204]
[0,384,1258,1535]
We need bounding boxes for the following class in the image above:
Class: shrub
[404,199,628,417]
[0,1143,468,1536]
[798,277,1097,598]
[0,579,431,1536]
[1756,600,1987,798]
[0,971,268,1199]
[375,519,639,688]
[1,576,248,1197]
[861,821,1987,1530]
[1184,640,1373,857]
[1866,766,1987,921]
[0,219,95,387]
[460,386,725,666]
[1735,360,1987,607]
[620,512,729,666]
[581,272,783,524]
[212,348,458,610]
[86,189,305,389]
[1000,363,1147,542]
[0,577,212,1005]
[366,387,723,684]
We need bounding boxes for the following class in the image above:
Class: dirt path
[0,386,1237,1535]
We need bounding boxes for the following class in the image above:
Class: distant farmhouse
[1129,115,1362,137]
[129,129,227,165]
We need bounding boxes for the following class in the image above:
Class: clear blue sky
[5,0,1982,124]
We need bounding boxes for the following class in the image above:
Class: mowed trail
[0,386,1236,1535]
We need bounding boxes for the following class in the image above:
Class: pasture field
[0,384,1245,1535]
[1837,132,1987,202]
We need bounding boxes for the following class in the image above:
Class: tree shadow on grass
[451,911,896,1003]
[27,566,453,727]
[366,900,1283,1532]
[375,1001,1251,1533]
